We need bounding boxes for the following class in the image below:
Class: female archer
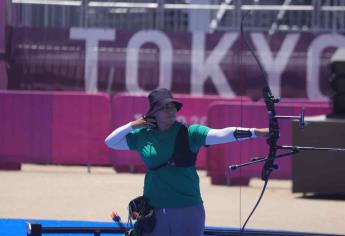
[105,88,268,236]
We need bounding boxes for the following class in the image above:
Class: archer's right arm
[104,118,147,150]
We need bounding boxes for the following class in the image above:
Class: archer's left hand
[254,128,269,137]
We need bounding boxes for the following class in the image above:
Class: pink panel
[0,91,53,163]
[51,92,111,165]
[109,94,147,172]
[110,93,248,172]
[206,100,331,186]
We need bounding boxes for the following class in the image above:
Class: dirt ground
[0,164,344,235]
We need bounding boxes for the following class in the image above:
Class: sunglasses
[159,103,177,112]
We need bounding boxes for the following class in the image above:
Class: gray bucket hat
[145,88,183,116]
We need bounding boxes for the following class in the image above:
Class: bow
[230,11,345,234]
[236,11,283,233]
[230,10,310,233]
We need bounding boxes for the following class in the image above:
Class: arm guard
[233,128,256,140]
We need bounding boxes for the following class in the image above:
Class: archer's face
[154,102,177,129]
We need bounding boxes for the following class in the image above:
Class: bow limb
[239,11,281,233]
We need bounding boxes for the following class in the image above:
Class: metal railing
[7,0,345,33]
[27,223,126,236]
[26,222,345,236]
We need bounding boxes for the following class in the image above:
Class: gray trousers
[143,203,205,236]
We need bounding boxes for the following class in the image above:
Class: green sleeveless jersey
[126,121,210,208]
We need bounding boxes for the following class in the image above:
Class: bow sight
[229,91,306,178]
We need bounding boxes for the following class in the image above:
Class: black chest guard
[149,124,197,171]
